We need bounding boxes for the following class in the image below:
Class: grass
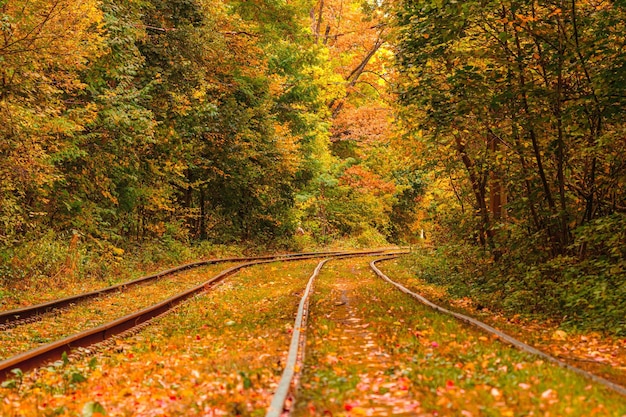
[0,239,247,311]
[382,255,626,389]
[3,255,624,416]
[294,258,626,416]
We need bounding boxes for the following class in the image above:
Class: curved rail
[266,259,328,417]
[370,257,626,397]
[0,250,348,326]
[0,249,397,381]
[266,252,410,416]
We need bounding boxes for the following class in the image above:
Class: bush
[411,213,626,335]
[346,227,390,248]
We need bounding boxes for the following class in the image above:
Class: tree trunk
[454,135,494,249]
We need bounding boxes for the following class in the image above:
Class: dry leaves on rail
[293,258,626,417]
[0,264,234,360]
[381,257,626,388]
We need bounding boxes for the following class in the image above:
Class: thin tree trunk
[454,135,493,249]
[554,3,570,248]
[571,0,601,224]
[199,187,206,240]
[488,134,503,220]
[313,0,324,43]
[511,19,563,252]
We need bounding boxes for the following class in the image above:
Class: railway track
[0,262,237,359]
[0,250,347,328]
[267,255,626,416]
[369,257,626,398]
[0,249,402,381]
[2,252,623,416]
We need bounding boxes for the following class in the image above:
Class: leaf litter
[0,263,236,359]
[0,260,321,416]
[1,257,625,416]
[293,258,626,416]
[381,257,626,388]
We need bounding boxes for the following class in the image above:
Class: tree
[0,0,103,242]
[396,0,626,255]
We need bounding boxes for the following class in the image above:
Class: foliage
[0,0,103,242]
[406,214,626,335]
[0,230,242,310]
[394,0,626,332]
[294,0,423,243]
[0,0,423,288]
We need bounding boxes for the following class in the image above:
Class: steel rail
[266,259,328,417]
[370,257,626,398]
[0,250,348,326]
[266,251,410,416]
[0,249,395,381]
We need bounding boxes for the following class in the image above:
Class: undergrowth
[412,214,626,336]
[0,228,392,309]
[0,231,253,308]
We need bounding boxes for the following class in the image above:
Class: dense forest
[395,0,626,333]
[1,0,625,333]
[0,0,415,244]
[0,0,419,276]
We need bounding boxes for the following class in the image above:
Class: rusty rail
[0,250,346,326]
[0,249,399,380]
[370,257,626,398]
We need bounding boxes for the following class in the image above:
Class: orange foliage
[332,103,392,145]
[339,165,396,196]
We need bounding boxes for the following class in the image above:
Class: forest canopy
[0,0,415,250]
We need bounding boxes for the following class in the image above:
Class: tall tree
[0,0,103,242]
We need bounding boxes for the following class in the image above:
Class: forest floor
[0,255,625,416]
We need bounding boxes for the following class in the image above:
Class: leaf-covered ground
[1,257,625,416]
[0,263,236,359]
[0,259,321,416]
[293,258,626,416]
[380,256,626,388]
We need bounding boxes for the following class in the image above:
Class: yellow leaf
[352,407,368,416]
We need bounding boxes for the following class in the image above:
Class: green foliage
[81,401,106,417]
[394,0,626,333]
[410,214,626,335]
[346,227,390,248]
[1,369,23,390]
[390,168,426,242]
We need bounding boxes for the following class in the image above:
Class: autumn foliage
[0,0,417,282]
[395,0,626,333]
